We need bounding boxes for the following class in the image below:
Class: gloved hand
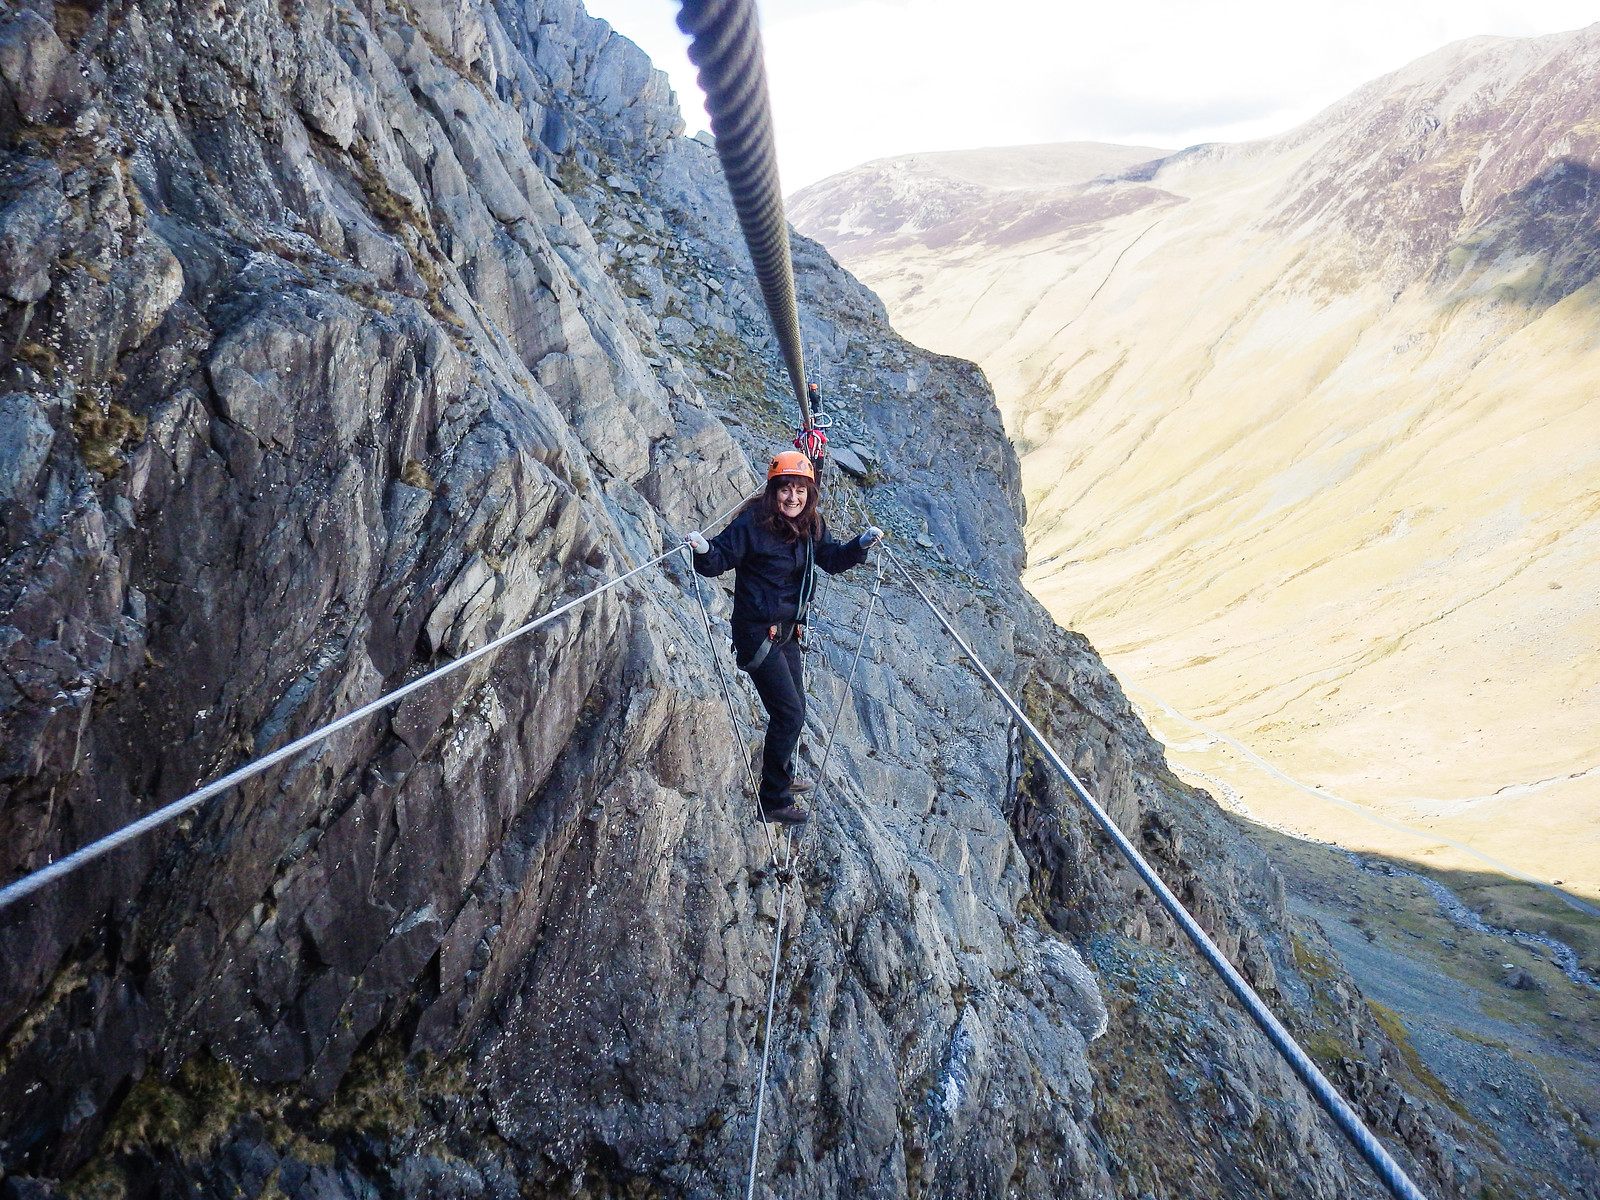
[685,531,710,554]
[856,526,884,548]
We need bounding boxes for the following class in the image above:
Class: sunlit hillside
[792,29,1600,903]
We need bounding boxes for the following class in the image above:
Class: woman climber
[686,451,883,826]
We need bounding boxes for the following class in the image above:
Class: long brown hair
[752,475,821,543]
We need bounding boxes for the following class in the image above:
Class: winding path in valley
[1126,682,1600,924]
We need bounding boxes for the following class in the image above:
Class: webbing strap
[740,634,776,673]
[795,535,816,626]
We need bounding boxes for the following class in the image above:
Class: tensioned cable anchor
[881,545,1432,1200]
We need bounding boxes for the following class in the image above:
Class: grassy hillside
[792,29,1600,905]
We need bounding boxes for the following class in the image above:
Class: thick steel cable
[0,491,761,915]
[881,546,1432,1200]
[789,547,884,874]
[738,542,882,1196]
[745,871,788,1200]
[677,0,812,429]
[670,1,1423,1184]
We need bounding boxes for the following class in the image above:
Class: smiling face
[776,479,809,518]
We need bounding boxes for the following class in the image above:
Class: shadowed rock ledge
[0,2,1530,1198]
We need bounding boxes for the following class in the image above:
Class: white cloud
[588,0,1599,189]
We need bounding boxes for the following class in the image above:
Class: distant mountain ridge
[790,26,1600,905]
[789,141,1169,254]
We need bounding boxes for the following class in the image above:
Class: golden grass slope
[792,29,1600,901]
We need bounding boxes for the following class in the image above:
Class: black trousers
[742,638,805,809]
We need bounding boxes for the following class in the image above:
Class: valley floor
[1243,823,1600,1197]
[1126,687,1600,956]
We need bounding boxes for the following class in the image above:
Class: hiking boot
[760,801,810,826]
[783,777,815,797]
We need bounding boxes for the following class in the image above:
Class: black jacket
[693,507,867,634]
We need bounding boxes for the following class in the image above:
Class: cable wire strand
[0,489,762,915]
[682,544,780,868]
[880,545,1433,1200]
[676,0,811,429]
[789,547,885,876]
[745,871,788,1200]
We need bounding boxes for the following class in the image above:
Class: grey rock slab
[0,392,53,506]
[0,154,63,302]
[657,313,696,345]
[828,443,868,478]
[0,8,78,127]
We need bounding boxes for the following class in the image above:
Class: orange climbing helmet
[767,450,815,482]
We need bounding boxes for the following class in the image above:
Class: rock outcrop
[0,2,1515,1198]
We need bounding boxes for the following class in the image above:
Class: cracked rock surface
[0,2,1516,1198]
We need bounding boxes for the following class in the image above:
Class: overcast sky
[588,0,1597,190]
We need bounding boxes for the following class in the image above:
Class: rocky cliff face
[789,27,1600,913]
[0,3,1506,1198]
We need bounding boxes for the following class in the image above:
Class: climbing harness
[881,544,1431,1200]
[736,621,794,673]
[793,414,828,466]
[728,531,816,675]
[0,488,763,916]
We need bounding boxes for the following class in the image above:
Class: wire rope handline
[745,871,788,1200]
[739,544,884,1199]
[880,544,1433,1200]
[676,0,813,432]
[681,544,780,868]
[0,489,763,917]
[789,547,885,871]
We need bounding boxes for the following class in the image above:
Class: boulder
[829,443,869,478]
[0,155,63,302]
[0,9,79,127]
